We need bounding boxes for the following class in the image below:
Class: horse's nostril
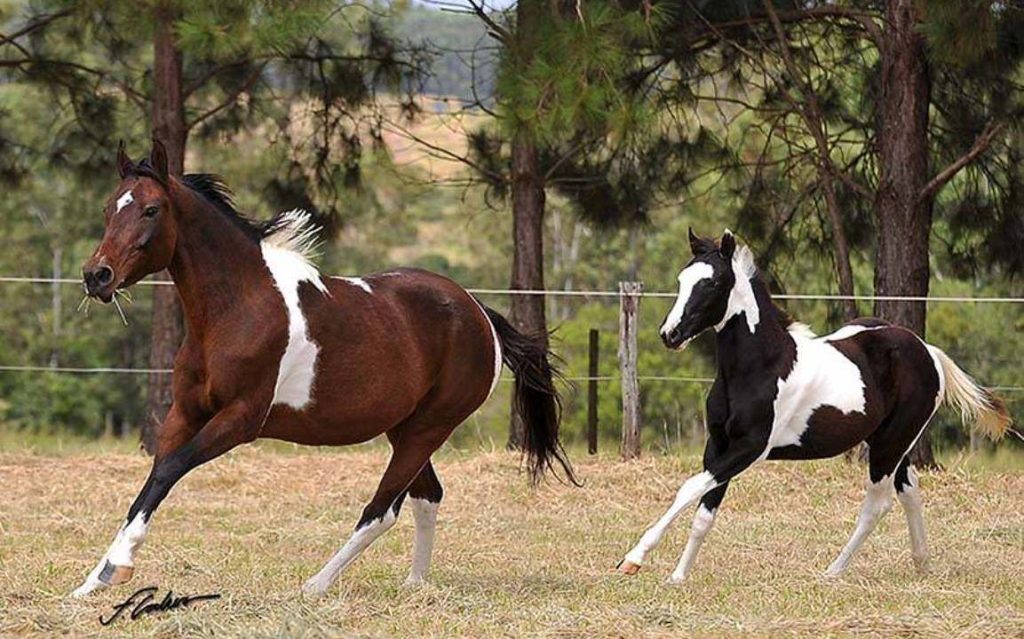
[96,266,114,285]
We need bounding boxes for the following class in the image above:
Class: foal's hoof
[616,560,642,575]
[666,573,687,585]
[301,577,329,598]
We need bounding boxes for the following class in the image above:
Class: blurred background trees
[0,0,1020,460]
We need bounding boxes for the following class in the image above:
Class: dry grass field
[1,444,1021,638]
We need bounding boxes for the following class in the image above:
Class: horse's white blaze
[669,503,717,583]
[661,262,713,337]
[338,276,372,294]
[407,498,440,584]
[303,509,398,595]
[115,191,134,213]
[261,242,327,409]
[622,470,717,567]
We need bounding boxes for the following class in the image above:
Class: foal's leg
[667,482,729,584]
[405,461,443,586]
[619,434,764,574]
[72,400,265,597]
[823,471,895,577]
[894,458,928,571]
[302,429,444,596]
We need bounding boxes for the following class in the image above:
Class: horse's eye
[143,205,159,218]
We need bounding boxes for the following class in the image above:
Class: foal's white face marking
[660,261,713,343]
[261,242,327,409]
[115,191,134,213]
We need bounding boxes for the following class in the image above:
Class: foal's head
[82,141,178,302]
[660,229,754,350]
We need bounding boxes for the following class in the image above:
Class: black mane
[180,172,265,242]
[125,158,267,242]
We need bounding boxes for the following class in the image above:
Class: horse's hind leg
[302,426,449,596]
[405,461,443,586]
[894,458,928,571]
[668,482,728,584]
[823,469,895,577]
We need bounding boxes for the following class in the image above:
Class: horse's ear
[720,230,736,260]
[150,138,169,183]
[116,141,133,179]
[688,227,703,256]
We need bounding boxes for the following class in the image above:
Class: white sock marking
[623,470,717,567]
[897,467,928,569]
[406,498,439,584]
[71,512,149,597]
[669,504,717,583]
[825,475,894,576]
[303,509,398,595]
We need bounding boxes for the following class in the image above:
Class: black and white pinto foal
[618,230,1011,582]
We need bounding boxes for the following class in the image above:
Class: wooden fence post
[587,328,599,454]
[619,281,642,460]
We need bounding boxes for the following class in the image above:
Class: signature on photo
[98,586,221,626]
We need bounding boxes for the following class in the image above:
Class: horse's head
[660,229,749,350]
[82,141,179,303]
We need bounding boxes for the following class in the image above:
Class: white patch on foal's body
[714,246,760,334]
[115,191,134,213]
[261,210,328,410]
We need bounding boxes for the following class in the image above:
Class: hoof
[616,560,642,575]
[301,577,329,597]
[666,573,686,585]
[912,556,930,573]
[403,576,426,588]
[70,561,133,598]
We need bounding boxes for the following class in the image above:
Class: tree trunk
[505,0,549,450]
[144,2,187,454]
[507,128,548,449]
[874,0,936,467]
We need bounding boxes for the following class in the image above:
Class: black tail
[482,304,579,486]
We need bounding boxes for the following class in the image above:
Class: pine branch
[918,121,1005,203]
[0,9,73,48]
[188,62,269,130]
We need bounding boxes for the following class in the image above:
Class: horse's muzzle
[83,263,116,303]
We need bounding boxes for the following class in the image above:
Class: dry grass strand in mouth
[1,445,1021,638]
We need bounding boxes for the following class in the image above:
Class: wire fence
[0,275,1022,392]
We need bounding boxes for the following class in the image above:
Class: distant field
[1,445,1021,638]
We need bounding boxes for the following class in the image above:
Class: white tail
[929,346,1011,440]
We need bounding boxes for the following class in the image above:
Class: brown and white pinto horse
[618,230,1011,583]
[73,141,575,597]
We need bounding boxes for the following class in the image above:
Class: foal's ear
[116,140,133,179]
[720,230,736,260]
[688,227,703,256]
[149,138,169,183]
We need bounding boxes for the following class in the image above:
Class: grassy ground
[1,443,1021,638]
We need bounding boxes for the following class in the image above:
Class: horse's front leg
[71,398,268,597]
[618,431,766,575]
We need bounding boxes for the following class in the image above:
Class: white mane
[262,209,322,264]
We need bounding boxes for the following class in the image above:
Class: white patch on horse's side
[406,498,440,584]
[714,245,760,334]
[115,191,134,213]
[661,262,714,336]
[766,334,868,452]
[338,276,372,294]
[823,324,888,343]
[469,298,503,400]
[261,226,328,409]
